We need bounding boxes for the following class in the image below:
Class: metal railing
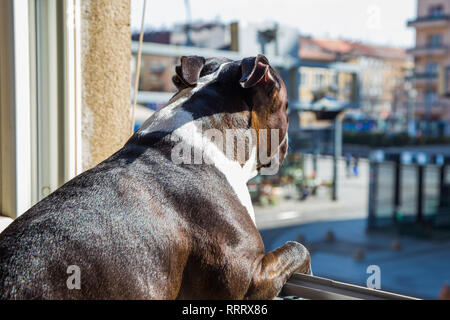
[407,45,450,55]
[280,273,419,300]
[407,14,450,25]
[413,72,438,79]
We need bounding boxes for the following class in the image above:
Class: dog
[0,54,311,299]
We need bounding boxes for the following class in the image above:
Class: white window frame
[0,0,82,218]
[33,0,83,202]
[0,0,32,218]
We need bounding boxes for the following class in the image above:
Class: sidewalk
[255,156,369,229]
[260,218,450,299]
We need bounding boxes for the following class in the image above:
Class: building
[407,0,450,135]
[131,30,177,94]
[298,37,413,131]
[170,22,231,49]
[298,37,354,104]
[134,22,302,104]
[133,23,232,96]
[346,43,413,121]
[138,54,178,93]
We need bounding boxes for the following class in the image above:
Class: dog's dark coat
[0,56,310,299]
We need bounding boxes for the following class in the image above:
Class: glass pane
[445,166,450,185]
[424,165,440,217]
[398,165,418,221]
[375,162,395,218]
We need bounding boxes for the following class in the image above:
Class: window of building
[425,89,439,103]
[446,66,450,95]
[428,5,444,17]
[300,70,306,86]
[427,34,443,48]
[318,73,324,88]
[426,62,440,74]
[150,75,160,83]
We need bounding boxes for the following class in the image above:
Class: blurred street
[256,154,450,299]
[255,156,369,229]
[260,218,450,299]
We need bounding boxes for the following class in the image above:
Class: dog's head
[171,54,289,175]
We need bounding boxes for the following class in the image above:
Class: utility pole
[332,114,343,201]
[407,85,417,137]
[184,0,193,46]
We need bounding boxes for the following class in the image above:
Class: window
[300,70,306,86]
[425,89,439,103]
[427,34,442,48]
[426,62,439,74]
[33,0,82,202]
[429,5,443,17]
[0,0,32,217]
[446,66,450,95]
[0,0,82,218]
[318,73,324,87]
[150,75,160,83]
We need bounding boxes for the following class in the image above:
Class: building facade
[298,37,413,128]
[407,0,450,135]
[139,54,178,93]
[347,43,414,122]
[133,23,233,96]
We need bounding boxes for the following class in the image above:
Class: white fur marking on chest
[178,122,257,224]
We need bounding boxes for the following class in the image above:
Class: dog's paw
[285,241,312,275]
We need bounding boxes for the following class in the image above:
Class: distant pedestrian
[353,156,359,177]
[345,153,352,178]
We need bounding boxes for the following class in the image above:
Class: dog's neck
[142,113,258,224]
[175,119,258,223]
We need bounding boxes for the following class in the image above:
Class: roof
[299,36,411,62]
[349,42,409,60]
[313,38,353,54]
[299,37,350,62]
[298,47,336,62]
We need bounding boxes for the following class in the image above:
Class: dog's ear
[172,56,206,89]
[239,54,279,90]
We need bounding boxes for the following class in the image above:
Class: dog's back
[0,146,172,299]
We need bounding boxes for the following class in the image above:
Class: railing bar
[281,273,420,300]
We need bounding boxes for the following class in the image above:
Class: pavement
[260,218,450,299]
[255,155,369,229]
[254,155,450,299]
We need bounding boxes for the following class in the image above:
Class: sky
[131,0,417,48]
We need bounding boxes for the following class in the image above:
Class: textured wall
[81,0,131,170]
